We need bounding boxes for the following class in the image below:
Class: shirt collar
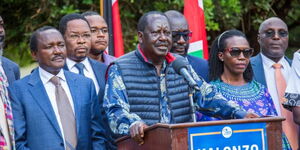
[137,44,149,63]
[66,57,90,72]
[39,67,66,85]
[261,53,287,69]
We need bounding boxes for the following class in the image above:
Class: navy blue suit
[63,58,107,98]
[250,53,291,87]
[2,56,20,84]
[64,58,116,150]
[187,55,209,82]
[9,69,107,150]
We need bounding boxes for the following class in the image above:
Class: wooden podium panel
[116,117,284,150]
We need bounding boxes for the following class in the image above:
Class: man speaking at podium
[103,11,257,145]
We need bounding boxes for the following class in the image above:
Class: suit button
[60,143,64,146]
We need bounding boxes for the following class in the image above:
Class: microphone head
[172,55,189,74]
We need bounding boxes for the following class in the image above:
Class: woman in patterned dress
[196,29,291,150]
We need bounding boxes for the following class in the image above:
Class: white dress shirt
[261,53,291,115]
[66,58,99,93]
[39,67,74,149]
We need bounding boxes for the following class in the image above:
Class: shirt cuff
[129,120,145,128]
[233,110,247,119]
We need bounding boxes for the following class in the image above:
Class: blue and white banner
[188,122,268,150]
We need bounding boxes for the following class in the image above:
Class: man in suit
[59,13,107,98]
[250,17,298,149]
[81,11,118,149]
[164,10,209,81]
[82,11,116,66]
[0,15,19,150]
[59,13,115,149]
[9,26,107,150]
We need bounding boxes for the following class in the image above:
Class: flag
[103,0,124,57]
[184,0,209,59]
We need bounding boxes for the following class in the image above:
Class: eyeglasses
[91,28,108,35]
[262,30,288,38]
[172,31,192,41]
[69,33,91,40]
[224,47,254,58]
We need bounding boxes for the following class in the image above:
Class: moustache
[52,55,65,61]
[155,42,169,47]
[75,46,88,51]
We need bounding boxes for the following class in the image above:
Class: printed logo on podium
[188,122,267,150]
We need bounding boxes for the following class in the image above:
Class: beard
[170,44,189,57]
[90,48,104,55]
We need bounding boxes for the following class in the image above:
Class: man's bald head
[165,10,188,31]
[258,17,287,33]
[258,17,289,62]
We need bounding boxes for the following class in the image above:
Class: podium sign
[116,117,283,150]
[188,122,268,150]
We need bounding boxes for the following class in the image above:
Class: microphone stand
[188,85,200,123]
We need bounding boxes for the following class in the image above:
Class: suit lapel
[64,72,81,133]
[63,64,70,71]
[2,59,14,85]
[88,58,105,91]
[251,54,267,87]
[27,69,63,138]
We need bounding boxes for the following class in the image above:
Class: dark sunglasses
[172,31,192,41]
[224,47,254,58]
[263,30,288,38]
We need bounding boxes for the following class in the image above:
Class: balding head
[137,11,168,32]
[258,17,287,33]
[165,10,188,31]
[257,17,289,62]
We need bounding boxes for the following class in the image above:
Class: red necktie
[273,63,299,149]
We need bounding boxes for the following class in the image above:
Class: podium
[116,117,284,150]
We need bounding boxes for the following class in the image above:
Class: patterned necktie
[50,76,77,150]
[0,70,15,150]
[74,63,85,76]
[273,63,299,149]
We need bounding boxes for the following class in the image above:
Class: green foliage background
[0,0,299,67]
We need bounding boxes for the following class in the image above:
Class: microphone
[172,56,200,90]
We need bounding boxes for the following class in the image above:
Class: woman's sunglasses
[224,47,254,58]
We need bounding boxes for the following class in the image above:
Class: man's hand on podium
[244,112,259,118]
[130,121,148,145]
[130,122,149,145]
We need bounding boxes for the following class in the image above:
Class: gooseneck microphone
[172,56,200,90]
[172,56,200,122]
